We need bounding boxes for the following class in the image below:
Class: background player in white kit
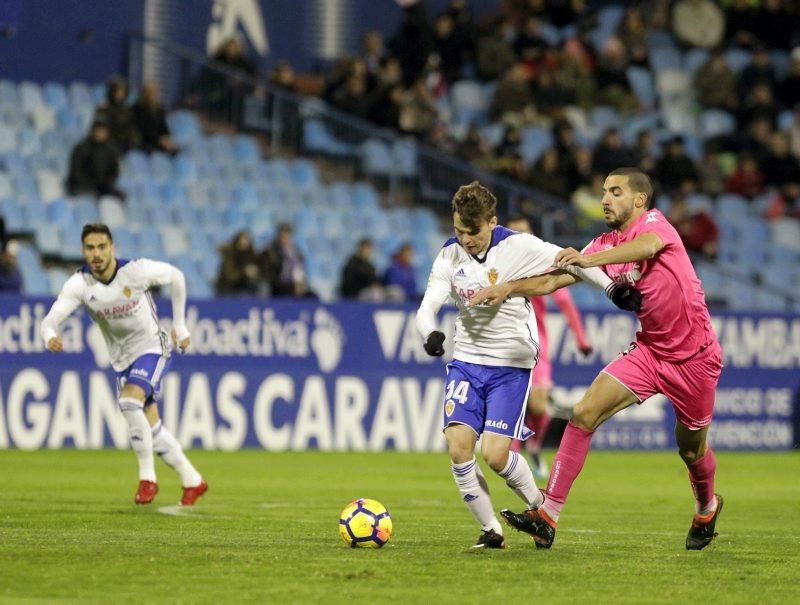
[41,223,207,506]
[416,182,641,548]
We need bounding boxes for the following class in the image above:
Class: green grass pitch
[1,449,798,604]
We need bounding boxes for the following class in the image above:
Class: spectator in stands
[779,50,800,110]
[362,30,386,76]
[331,72,372,120]
[763,132,800,188]
[398,78,438,138]
[667,196,719,260]
[95,76,140,153]
[0,239,22,294]
[789,106,800,160]
[738,83,779,130]
[489,64,533,122]
[527,148,569,199]
[724,0,759,48]
[698,150,727,197]
[552,40,596,109]
[445,0,475,65]
[754,0,798,50]
[261,222,314,298]
[130,81,178,155]
[433,12,466,84]
[389,1,434,86]
[594,37,637,112]
[340,238,384,301]
[616,6,650,66]
[368,58,404,129]
[0,216,6,253]
[384,242,418,302]
[198,37,257,122]
[571,171,606,232]
[737,46,776,100]
[592,129,637,177]
[565,145,594,192]
[270,60,296,93]
[635,129,658,173]
[66,119,124,199]
[655,136,699,193]
[215,231,263,296]
[475,16,517,82]
[671,0,724,49]
[694,51,739,111]
[726,153,765,198]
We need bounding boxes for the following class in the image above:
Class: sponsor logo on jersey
[645,211,659,224]
[487,268,498,285]
[485,419,508,430]
[454,268,466,279]
[130,368,150,378]
[445,399,455,417]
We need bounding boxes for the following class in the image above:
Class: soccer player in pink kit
[506,217,593,479]
[470,168,723,550]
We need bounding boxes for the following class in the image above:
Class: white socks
[451,458,502,534]
[499,451,544,509]
[119,398,155,482]
[152,421,203,487]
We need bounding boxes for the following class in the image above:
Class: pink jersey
[583,209,716,362]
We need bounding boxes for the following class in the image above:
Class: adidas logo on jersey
[455,268,466,279]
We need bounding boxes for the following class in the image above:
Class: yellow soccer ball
[338,498,393,548]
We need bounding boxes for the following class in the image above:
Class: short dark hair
[451,181,497,230]
[607,167,654,208]
[81,223,113,243]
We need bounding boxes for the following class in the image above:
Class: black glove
[424,331,446,356]
[579,345,594,357]
[606,283,643,313]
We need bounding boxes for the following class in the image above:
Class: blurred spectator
[433,12,466,84]
[66,119,124,199]
[475,17,517,82]
[368,59,404,129]
[571,172,606,231]
[212,36,257,76]
[130,81,178,155]
[565,146,594,191]
[763,183,800,221]
[489,64,533,122]
[0,216,5,252]
[389,1,434,85]
[738,83,779,130]
[398,78,438,137]
[514,16,548,65]
[779,49,800,110]
[362,30,386,76]
[0,239,22,294]
[215,231,263,296]
[592,129,637,176]
[698,151,727,197]
[655,136,698,193]
[635,129,659,173]
[553,40,596,109]
[533,70,574,116]
[616,6,650,66]
[666,197,719,260]
[527,148,569,198]
[331,72,372,120]
[737,46,776,99]
[270,60,296,92]
[261,223,315,298]
[383,242,418,301]
[724,0,759,48]
[763,132,800,188]
[754,0,798,50]
[94,76,140,153]
[790,106,800,160]
[726,153,765,198]
[340,238,384,300]
[595,37,637,112]
[198,37,258,121]
[694,51,738,111]
[671,0,724,49]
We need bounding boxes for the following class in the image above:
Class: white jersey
[41,258,188,372]
[416,226,612,368]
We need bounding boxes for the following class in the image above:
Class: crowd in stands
[254,0,800,256]
[66,77,177,200]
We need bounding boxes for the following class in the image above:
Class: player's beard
[604,206,632,229]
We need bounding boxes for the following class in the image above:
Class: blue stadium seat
[167,111,201,146]
[519,126,554,166]
[361,139,393,176]
[33,223,62,256]
[450,80,488,127]
[46,197,76,226]
[111,227,138,258]
[137,228,167,259]
[683,48,710,76]
[290,159,319,189]
[46,268,73,295]
[0,79,19,105]
[0,171,12,198]
[43,82,69,112]
[724,48,753,73]
[393,141,418,177]
[626,67,655,109]
[0,123,16,154]
[698,109,737,140]
[649,47,682,72]
[233,136,259,164]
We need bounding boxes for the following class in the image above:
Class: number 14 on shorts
[445,380,470,404]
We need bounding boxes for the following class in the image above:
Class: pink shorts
[602,340,723,430]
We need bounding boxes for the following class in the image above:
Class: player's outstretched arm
[469,271,579,307]
[416,255,451,357]
[555,233,664,269]
[167,266,190,353]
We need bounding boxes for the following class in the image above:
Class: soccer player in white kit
[416,182,641,548]
[41,224,207,506]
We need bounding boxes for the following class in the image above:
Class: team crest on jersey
[123,286,132,298]
[445,399,455,417]
[487,268,498,285]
